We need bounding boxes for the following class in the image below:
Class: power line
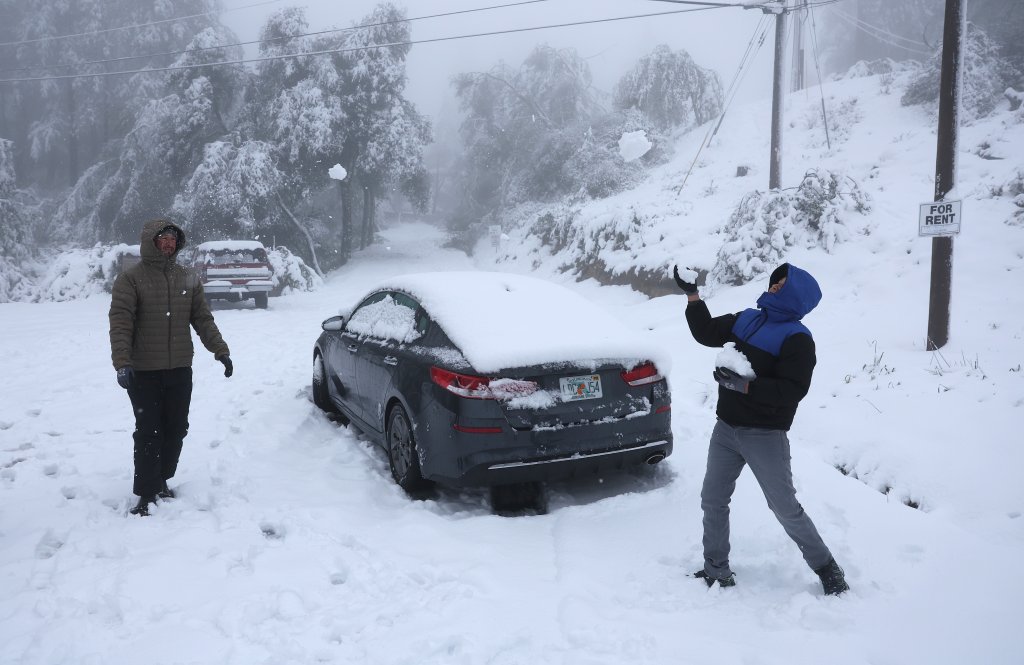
[0,0,287,49]
[0,0,552,76]
[676,15,772,194]
[808,6,831,150]
[829,7,933,56]
[0,5,735,85]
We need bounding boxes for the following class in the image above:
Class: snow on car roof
[371,271,669,373]
[196,240,267,252]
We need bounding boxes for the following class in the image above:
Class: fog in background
[222,0,776,121]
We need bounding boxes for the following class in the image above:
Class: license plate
[559,374,603,401]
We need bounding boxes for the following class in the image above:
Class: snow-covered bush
[710,170,870,286]
[839,58,918,81]
[267,245,322,294]
[901,24,1019,121]
[32,244,137,302]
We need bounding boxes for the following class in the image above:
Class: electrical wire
[0,0,553,76]
[0,0,287,48]
[829,7,932,56]
[675,15,772,195]
[808,6,832,149]
[0,5,736,84]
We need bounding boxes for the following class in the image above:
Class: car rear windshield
[202,249,268,264]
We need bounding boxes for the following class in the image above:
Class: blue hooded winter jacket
[685,264,821,430]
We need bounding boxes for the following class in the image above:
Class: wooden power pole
[768,1,788,190]
[927,0,965,350]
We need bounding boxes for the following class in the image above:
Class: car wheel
[254,293,268,309]
[386,404,430,495]
[312,353,333,412]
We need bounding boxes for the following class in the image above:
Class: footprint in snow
[26,409,41,417]
[2,457,26,470]
[61,486,77,500]
[0,421,13,430]
[43,464,59,477]
[260,522,287,540]
[35,531,64,559]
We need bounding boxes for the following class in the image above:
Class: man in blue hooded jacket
[675,263,850,596]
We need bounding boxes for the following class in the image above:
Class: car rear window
[201,249,268,264]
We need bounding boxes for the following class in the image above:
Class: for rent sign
[919,200,962,236]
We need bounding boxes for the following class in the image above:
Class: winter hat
[769,263,789,286]
[155,224,177,239]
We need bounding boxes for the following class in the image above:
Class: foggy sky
[221,0,781,121]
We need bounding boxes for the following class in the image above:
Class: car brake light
[621,362,663,386]
[430,367,539,400]
[430,367,493,399]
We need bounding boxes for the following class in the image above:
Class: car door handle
[383,356,399,366]
[347,344,358,353]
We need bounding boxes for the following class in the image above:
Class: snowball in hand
[618,130,652,163]
[676,267,698,284]
[716,342,755,379]
[328,164,347,181]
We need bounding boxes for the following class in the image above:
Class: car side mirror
[322,315,345,332]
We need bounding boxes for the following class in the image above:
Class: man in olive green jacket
[109,219,232,516]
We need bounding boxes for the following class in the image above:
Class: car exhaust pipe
[644,452,666,465]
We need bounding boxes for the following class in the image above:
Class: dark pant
[701,419,833,578]
[127,368,193,497]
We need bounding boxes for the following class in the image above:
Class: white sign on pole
[918,199,962,236]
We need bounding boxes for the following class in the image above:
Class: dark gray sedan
[312,272,672,504]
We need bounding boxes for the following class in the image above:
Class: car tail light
[430,367,493,399]
[430,367,539,400]
[621,362,663,386]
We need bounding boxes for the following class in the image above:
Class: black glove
[673,265,698,296]
[713,367,750,394]
[219,355,233,378]
[116,366,134,390]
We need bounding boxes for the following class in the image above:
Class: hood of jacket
[140,219,186,265]
[755,263,821,322]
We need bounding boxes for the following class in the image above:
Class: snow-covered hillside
[1,69,1023,665]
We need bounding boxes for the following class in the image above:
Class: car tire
[386,404,431,495]
[312,353,333,412]
[254,293,268,309]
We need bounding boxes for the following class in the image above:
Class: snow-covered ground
[3,71,1024,662]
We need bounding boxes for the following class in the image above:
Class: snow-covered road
[2,222,1021,665]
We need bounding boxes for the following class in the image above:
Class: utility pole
[927,0,965,350]
[767,0,788,190]
[791,0,807,92]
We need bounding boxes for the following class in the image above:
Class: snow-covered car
[192,241,274,309]
[311,272,673,507]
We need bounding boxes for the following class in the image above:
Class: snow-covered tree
[613,44,724,131]
[0,138,37,302]
[901,23,1019,121]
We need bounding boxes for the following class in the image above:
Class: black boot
[129,495,156,517]
[157,481,175,499]
[694,569,736,588]
[814,558,850,596]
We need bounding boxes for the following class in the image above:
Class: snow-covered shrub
[710,170,870,286]
[31,244,137,302]
[840,58,918,81]
[1003,168,1024,224]
[267,245,322,294]
[901,24,1019,121]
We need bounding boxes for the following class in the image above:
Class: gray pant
[701,419,832,578]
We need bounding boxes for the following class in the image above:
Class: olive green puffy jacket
[109,220,229,371]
